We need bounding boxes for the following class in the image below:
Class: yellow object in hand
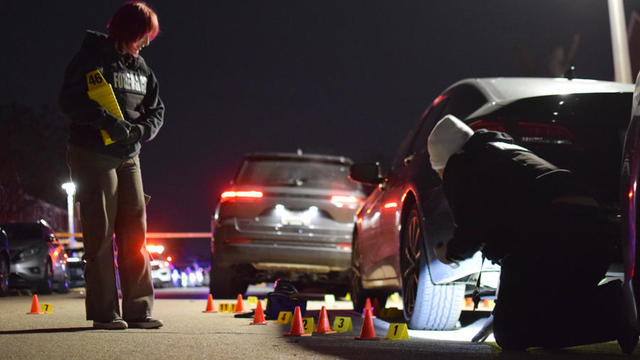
[86,69,124,145]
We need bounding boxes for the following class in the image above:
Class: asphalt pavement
[0,288,637,359]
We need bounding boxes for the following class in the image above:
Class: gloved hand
[122,124,143,145]
[106,118,133,142]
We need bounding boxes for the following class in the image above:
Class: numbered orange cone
[250,300,267,325]
[234,294,245,313]
[355,308,379,340]
[203,293,217,313]
[27,294,44,315]
[284,306,311,336]
[314,306,336,334]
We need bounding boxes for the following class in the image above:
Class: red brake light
[221,190,264,201]
[469,120,574,145]
[383,202,398,209]
[515,122,574,145]
[166,256,173,262]
[432,94,448,106]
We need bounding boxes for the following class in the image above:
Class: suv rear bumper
[213,222,352,272]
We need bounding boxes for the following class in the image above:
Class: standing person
[429,115,638,353]
[59,1,165,330]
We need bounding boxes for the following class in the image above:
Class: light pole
[608,0,633,83]
[61,182,77,248]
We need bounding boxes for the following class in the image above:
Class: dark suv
[350,77,633,330]
[210,152,366,298]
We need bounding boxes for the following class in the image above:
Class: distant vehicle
[0,227,9,296]
[151,257,173,288]
[146,244,174,288]
[620,74,640,309]
[350,77,633,330]
[65,247,85,288]
[210,152,366,298]
[3,220,69,294]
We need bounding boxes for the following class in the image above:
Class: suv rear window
[235,159,359,191]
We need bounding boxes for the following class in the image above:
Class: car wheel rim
[401,210,421,318]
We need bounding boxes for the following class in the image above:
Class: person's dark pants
[492,203,622,350]
[67,145,154,322]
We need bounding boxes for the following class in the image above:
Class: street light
[608,0,633,83]
[61,182,77,248]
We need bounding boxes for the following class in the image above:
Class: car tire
[37,258,53,295]
[351,232,387,313]
[401,205,464,330]
[210,260,246,299]
[0,252,9,297]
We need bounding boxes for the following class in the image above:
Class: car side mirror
[350,163,384,185]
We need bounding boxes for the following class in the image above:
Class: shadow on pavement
[0,327,94,335]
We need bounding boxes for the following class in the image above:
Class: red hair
[107,1,159,56]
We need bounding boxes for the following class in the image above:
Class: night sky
[1,1,637,233]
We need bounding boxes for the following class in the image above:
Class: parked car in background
[0,227,9,296]
[620,73,640,310]
[65,247,85,288]
[350,77,633,330]
[3,220,69,294]
[211,151,366,298]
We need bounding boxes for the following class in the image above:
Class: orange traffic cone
[234,294,245,313]
[250,300,267,325]
[362,297,374,317]
[314,306,336,334]
[27,294,44,315]
[202,293,218,313]
[355,308,379,340]
[284,306,311,336]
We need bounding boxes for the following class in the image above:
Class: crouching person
[429,115,638,353]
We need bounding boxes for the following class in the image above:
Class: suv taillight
[469,119,574,145]
[220,190,264,202]
[515,122,574,145]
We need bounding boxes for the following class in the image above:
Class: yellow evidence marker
[86,69,125,146]
[332,316,353,332]
[277,311,292,324]
[218,303,236,313]
[302,317,315,334]
[385,323,409,340]
[41,303,53,314]
[247,296,258,305]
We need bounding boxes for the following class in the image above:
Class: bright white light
[301,206,318,225]
[61,182,76,196]
[146,244,165,254]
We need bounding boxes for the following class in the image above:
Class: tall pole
[608,0,633,83]
[61,182,76,248]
